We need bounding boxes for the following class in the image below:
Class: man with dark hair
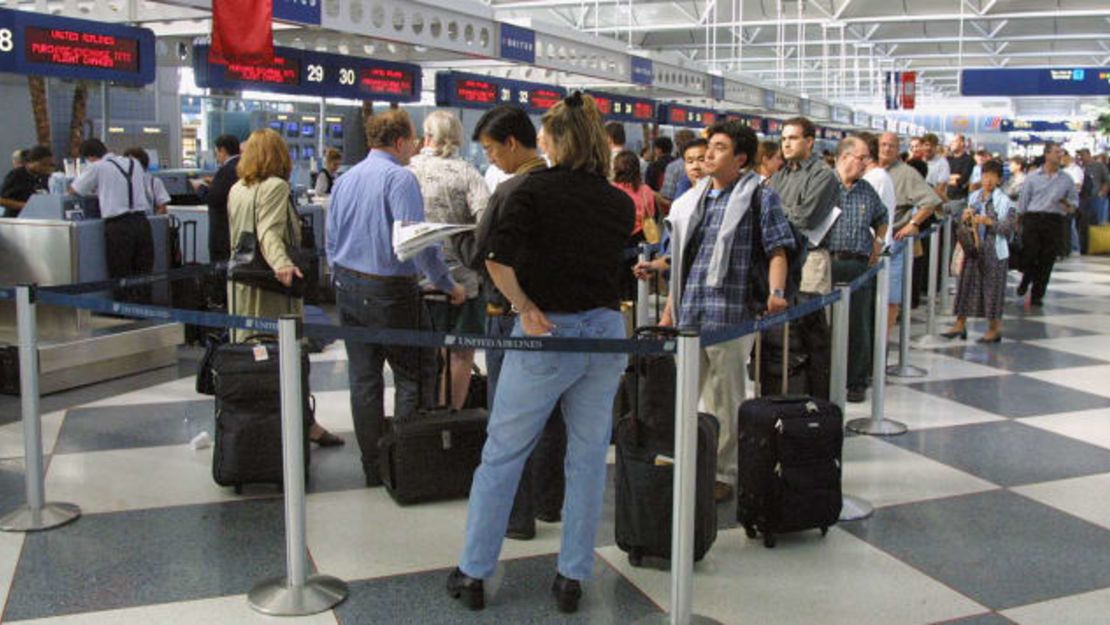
[769,116,839,294]
[1017,141,1078,305]
[644,135,674,192]
[604,121,626,153]
[327,109,463,488]
[122,146,170,215]
[469,105,564,542]
[1,145,53,217]
[72,138,154,302]
[207,134,241,266]
[920,133,950,200]
[946,134,974,200]
[661,129,697,201]
[663,119,794,500]
[828,137,889,402]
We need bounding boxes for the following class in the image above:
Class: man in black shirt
[0,145,53,217]
[644,135,675,192]
[206,134,240,307]
[946,134,974,200]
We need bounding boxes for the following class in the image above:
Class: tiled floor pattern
[0,256,1108,623]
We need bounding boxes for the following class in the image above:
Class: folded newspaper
[392,221,476,261]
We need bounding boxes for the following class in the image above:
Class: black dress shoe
[940,329,967,340]
[1017,282,1029,296]
[1030,298,1044,307]
[552,573,582,614]
[535,511,561,523]
[977,335,1002,344]
[505,526,536,541]
[447,568,485,610]
[847,387,867,403]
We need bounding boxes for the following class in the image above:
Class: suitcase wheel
[743,524,757,539]
[233,484,243,495]
[820,526,829,537]
[763,533,776,549]
[628,548,645,568]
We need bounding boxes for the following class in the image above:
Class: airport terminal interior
[1,0,1110,623]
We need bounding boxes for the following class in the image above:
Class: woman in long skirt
[943,160,1016,343]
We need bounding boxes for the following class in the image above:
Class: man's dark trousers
[1020,212,1065,302]
[831,256,874,390]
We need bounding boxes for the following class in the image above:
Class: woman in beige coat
[227,128,342,447]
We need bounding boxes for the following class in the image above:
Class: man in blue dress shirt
[326,109,465,487]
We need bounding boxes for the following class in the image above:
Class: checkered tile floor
[2,256,1110,624]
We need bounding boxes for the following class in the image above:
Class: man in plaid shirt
[663,120,795,501]
[828,136,889,402]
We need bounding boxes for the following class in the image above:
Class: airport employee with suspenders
[71,138,155,303]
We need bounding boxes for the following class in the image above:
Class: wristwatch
[771,288,786,299]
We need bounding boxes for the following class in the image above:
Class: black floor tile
[905,374,1110,418]
[962,318,1099,341]
[842,490,1110,611]
[335,553,661,624]
[53,400,214,454]
[929,342,1108,373]
[888,420,1110,487]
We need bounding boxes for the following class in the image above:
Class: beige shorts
[800,248,832,295]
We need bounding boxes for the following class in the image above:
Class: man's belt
[831,251,870,261]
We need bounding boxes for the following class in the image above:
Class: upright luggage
[614,326,719,567]
[170,218,208,345]
[737,324,843,548]
[378,291,490,505]
[211,337,312,492]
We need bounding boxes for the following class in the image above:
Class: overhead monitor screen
[358,67,417,98]
[456,79,499,105]
[24,25,140,73]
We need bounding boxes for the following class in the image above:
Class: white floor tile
[309,340,348,363]
[596,527,986,625]
[75,376,202,409]
[5,594,338,625]
[1022,408,1110,451]
[306,489,562,582]
[0,410,65,459]
[1050,296,1110,313]
[845,385,1006,431]
[1023,365,1110,399]
[1044,282,1110,297]
[1013,473,1110,532]
[0,531,25,617]
[1003,586,1110,625]
[1024,336,1110,361]
[43,444,254,514]
[843,436,998,508]
[884,349,1010,383]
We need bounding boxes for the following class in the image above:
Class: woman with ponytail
[448,94,634,614]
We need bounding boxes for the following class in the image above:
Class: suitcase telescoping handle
[421,289,454,412]
[753,318,791,398]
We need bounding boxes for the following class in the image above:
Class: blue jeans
[460,308,626,581]
[888,246,906,305]
[1096,197,1110,225]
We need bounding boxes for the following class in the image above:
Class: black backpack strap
[106,157,136,212]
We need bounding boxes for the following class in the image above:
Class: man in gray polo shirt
[1017,142,1079,305]
[769,116,839,294]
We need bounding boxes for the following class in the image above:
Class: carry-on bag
[614,326,719,567]
[378,291,490,505]
[737,323,843,548]
[171,218,208,345]
[211,336,312,493]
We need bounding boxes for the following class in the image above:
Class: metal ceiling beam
[655,32,1110,51]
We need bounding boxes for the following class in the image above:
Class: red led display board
[223,54,300,86]
[359,66,416,97]
[24,26,139,73]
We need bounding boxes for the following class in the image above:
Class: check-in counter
[0,206,183,394]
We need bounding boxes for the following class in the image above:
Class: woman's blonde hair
[237,128,291,186]
[325,148,342,164]
[423,110,463,158]
[541,92,610,177]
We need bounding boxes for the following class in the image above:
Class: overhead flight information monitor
[658,104,718,128]
[436,71,567,114]
[587,90,656,123]
[193,44,421,102]
[0,7,155,84]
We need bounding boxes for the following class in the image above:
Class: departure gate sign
[587,90,656,123]
[960,67,1110,97]
[0,7,155,84]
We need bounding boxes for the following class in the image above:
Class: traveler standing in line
[71,138,154,303]
[468,105,565,543]
[206,134,241,308]
[660,129,697,205]
[670,136,708,200]
[1017,142,1078,306]
[1062,151,1085,256]
[946,134,974,200]
[756,140,784,183]
[662,119,794,501]
[611,150,657,300]
[769,116,839,294]
[644,136,675,192]
[313,148,342,198]
[226,128,341,447]
[0,145,52,217]
[408,110,491,409]
[920,133,950,201]
[1004,157,1027,202]
[449,93,633,614]
[944,160,1015,343]
[878,132,943,333]
[327,110,464,487]
[9,149,25,170]
[1077,148,1110,253]
[122,147,170,215]
[633,138,710,279]
[968,148,992,194]
[827,137,889,402]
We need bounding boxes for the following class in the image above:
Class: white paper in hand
[392,221,476,261]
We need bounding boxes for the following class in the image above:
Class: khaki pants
[698,334,756,484]
[800,248,833,295]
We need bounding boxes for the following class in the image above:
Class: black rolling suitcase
[737,324,843,548]
[614,327,719,567]
[170,218,208,345]
[211,337,312,493]
[378,292,490,505]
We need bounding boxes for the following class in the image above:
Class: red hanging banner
[901,72,916,110]
[210,0,274,65]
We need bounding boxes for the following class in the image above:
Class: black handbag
[227,185,308,298]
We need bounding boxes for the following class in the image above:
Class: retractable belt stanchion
[634,328,721,625]
[0,285,81,533]
[913,223,948,347]
[887,239,927,378]
[637,243,651,327]
[848,259,907,436]
[940,215,954,316]
[831,284,873,521]
[248,315,347,615]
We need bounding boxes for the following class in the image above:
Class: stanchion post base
[248,574,348,616]
[846,417,908,437]
[913,334,953,348]
[886,364,928,378]
[633,613,725,625]
[0,502,80,532]
[839,494,874,522]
